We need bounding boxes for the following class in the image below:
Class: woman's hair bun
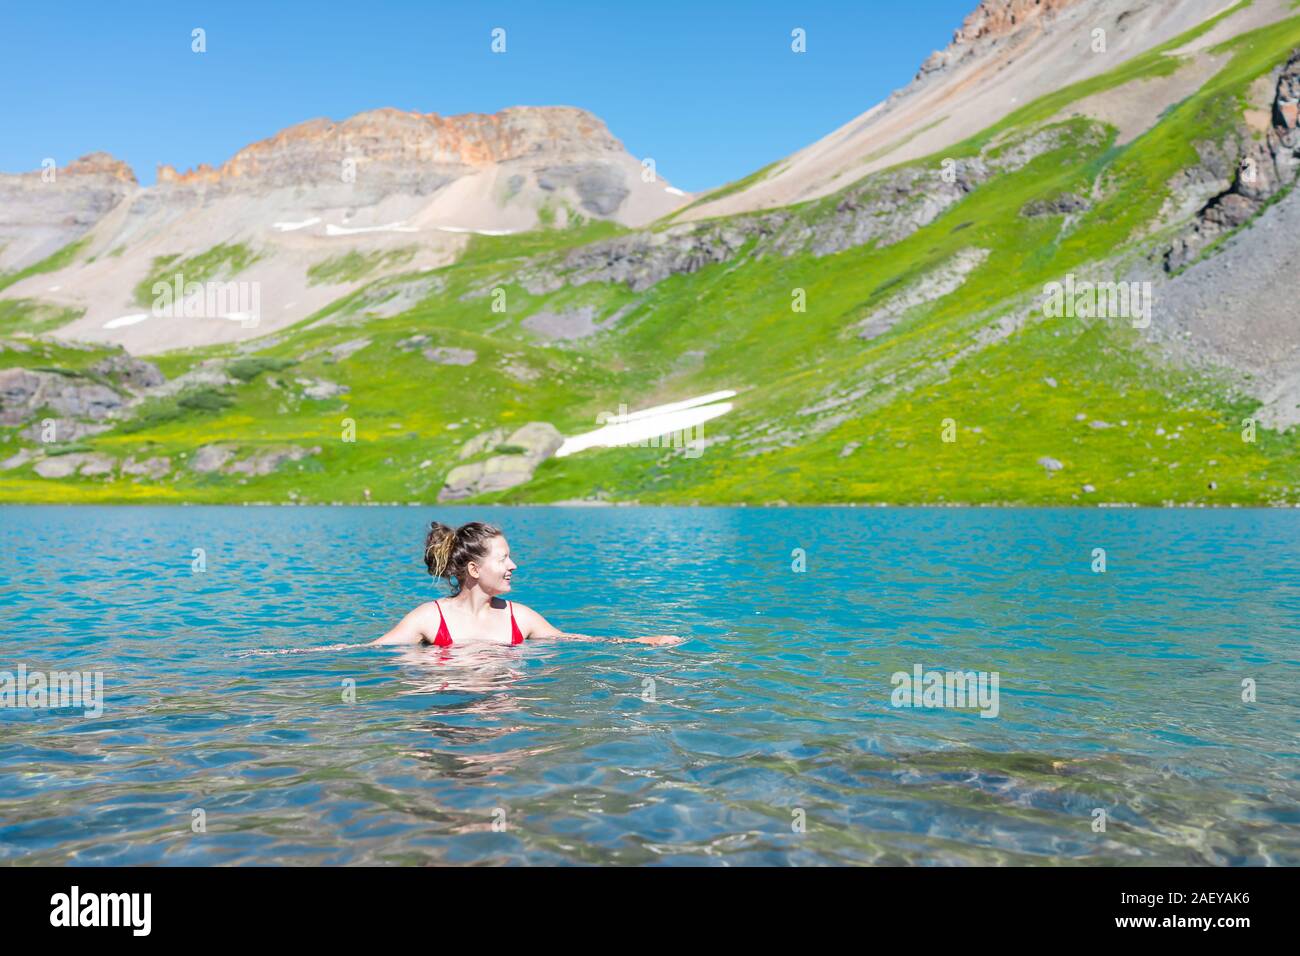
[422,521,504,594]
[424,522,457,578]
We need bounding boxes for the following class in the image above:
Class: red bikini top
[430,599,524,647]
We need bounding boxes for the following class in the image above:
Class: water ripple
[0,505,1297,865]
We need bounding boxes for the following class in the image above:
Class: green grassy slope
[2,9,1298,505]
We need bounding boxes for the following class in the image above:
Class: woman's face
[470,535,517,595]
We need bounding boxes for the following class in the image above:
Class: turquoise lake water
[0,505,1296,865]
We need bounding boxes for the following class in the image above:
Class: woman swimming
[370,521,682,647]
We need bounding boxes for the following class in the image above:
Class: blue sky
[0,0,975,192]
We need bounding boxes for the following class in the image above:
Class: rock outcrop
[1165,51,1300,271]
[1022,192,1090,218]
[422,347,477,365]
[857,249,990,340]
[508,124,1078,297]
[189,443,320,476]
[678,0,1233,223]
[157,108,628,187]
[33,452,115,479]
[0,353,165,431]
[18,418,111,442]
[90,354,166,391]
[140,106,685,233]
[190,445,235,474]
[1150,166,1300,431]
[0,367,123,425]
[0,152,137,275]
[298,378,349,400]
[918,0,1082,81]
[121,455,171,479]
[226,445,321,476]
[548,218,781,293]
[439,422,563,501]
[0,105,689,356]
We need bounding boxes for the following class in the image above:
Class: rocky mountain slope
[677,0,1292,221]
[0,106,687,354]
[1,0,1298,506]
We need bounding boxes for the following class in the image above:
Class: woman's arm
[514,603,682,646]
[369,604,436,646]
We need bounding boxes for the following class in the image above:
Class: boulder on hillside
[1022,192,1090,217]
[19,418,111,442]
[457,427,508,460]
[422,346,477,365]
[91,354,166,391]
[439,422,563,501]
[33,452,115,478]
[145,360,235,398]
[0,367,124,425]
[1,448,38,471]
[121,455,171,479]
[190,443,320,477]
[506,422,564,459]
[299,378,349,400]
[190,444,236,474]
[328,338,371,362]
[226,445,321,476]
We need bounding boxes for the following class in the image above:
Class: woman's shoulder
[411,599,446,619]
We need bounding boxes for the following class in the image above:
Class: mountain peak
[919,0,1080,79]
[955,0,1080,44]
[155,105,625,187]
[23,152,138,184]
[679,0,1242,222]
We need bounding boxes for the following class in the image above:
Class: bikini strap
[508,601,524,644]
[432,599,451,644]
